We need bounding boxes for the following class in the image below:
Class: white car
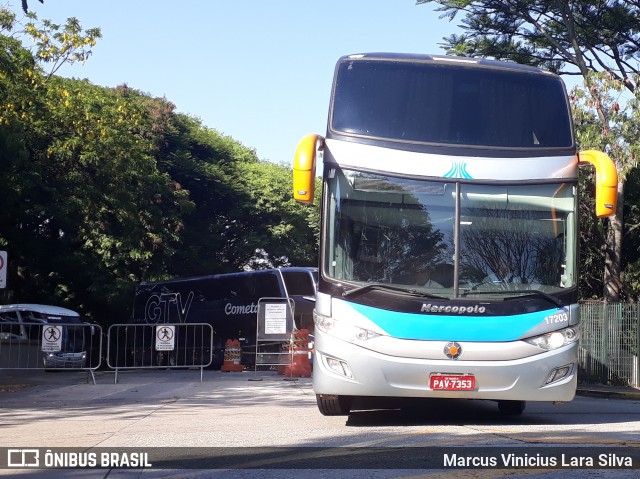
[0,304,93,369]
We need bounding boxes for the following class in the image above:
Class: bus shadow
[343,396,625,427]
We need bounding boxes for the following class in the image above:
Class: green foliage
[620,167,640,296]
[0,8,320,325]
[577,169,607,299]
[1,55,186,321]
[418,0,640,85]
[23,14,101,79]
[419,0,640,301]
[571,72,640,300]
[234,160,320,270]
[571,72,638,179]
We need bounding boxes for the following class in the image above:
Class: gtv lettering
[144,292,194,324]
[421,303,486,314]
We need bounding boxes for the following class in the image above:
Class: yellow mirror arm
[579,150,618,218]
[293,134,323,204]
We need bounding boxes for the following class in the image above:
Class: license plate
[430,374,475,391]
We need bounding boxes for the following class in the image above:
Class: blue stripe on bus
[348,302,554,341]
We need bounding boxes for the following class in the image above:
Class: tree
[417,0,640,300]
[1,10,185,322]
[1,6,321,325]
[570,72,640,299]
[23,13,101,80]
[140,104,319,277]
[233,159,320,270]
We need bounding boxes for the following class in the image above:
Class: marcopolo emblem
[444,342,463,360]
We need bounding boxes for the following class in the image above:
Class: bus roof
[138,267,317,287]
[339,53,555,76]
[0,303,80,317]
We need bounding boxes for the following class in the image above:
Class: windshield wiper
[462,289,563,308]
[502,289,564,308]
[342,283,448,300]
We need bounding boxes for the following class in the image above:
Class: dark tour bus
[129,267,317,368]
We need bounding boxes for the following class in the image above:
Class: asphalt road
[0,369,639,478]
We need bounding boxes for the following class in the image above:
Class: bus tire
[316,394,352,416]
[498,400,526,415]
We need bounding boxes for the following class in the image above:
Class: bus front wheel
[497,400,526,415]
[316,394,352,416]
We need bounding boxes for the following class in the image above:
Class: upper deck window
[281,271,316,296]
[331,59,573,149]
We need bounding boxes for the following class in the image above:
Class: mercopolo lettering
[224,303,259,315]
[421,303,486,314]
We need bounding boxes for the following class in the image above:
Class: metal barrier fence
[2,304,637,389]
[107,323,213,383]
[0,322,102,384]
[579,301,640,387]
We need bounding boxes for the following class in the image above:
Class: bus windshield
[324,168,576,297]
[331,59,573,149]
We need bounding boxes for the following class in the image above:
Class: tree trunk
[603,180,625,301]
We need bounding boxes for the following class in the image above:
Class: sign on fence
[155,325,175,351]
[251,298,296,373]
[41,326,62,352]
[264,303,288,336]
[257,298,294,342]
[0,322,102,384]
[107,323,213,383]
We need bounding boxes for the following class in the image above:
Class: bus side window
[25,322,42,341]
[254,273,282,298]
[20,312,43,340]
[0,313,24,340]
[282,271,315,296]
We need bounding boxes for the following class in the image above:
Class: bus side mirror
[293,134,323,204]
[579,150,618,218]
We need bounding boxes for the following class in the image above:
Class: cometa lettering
[224,303,259,315]
[422,303,486,314]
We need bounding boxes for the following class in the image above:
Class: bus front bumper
[312,335,577,402]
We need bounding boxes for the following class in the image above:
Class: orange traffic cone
[284,329,312,378]
[221,339,243,372]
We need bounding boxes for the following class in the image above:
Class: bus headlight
[314,311,381,341]
[323,355,354,379]
[545,364,573,384]
[524,327,578,350]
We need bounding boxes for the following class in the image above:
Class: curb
[576,388,640,400]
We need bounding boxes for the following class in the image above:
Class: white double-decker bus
[293,53,618,415]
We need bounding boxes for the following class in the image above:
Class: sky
[8,0,461,165]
